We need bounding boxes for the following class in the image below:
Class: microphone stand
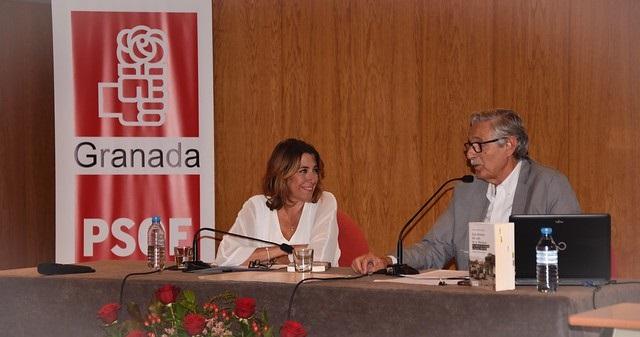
[388,175,474,276]
[185,227,295,271]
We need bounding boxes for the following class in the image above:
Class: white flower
[210,321,233,337]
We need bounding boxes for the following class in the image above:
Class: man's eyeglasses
[464,137,506,153]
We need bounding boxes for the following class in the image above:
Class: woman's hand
[242,244,307,265]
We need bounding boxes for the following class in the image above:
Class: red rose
[234,297,256,318]
[97,303,120,324]
[125,329,146,337]
[183,313,206,336]
[155,284,180,304]
[280,320,307,337]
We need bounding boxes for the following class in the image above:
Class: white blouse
[214,191,341,266]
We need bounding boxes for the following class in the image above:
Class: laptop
[509,214,611,286]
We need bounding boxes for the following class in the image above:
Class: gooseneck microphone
[186,227,295,271]
[389,175,475,276]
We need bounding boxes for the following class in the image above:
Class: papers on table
[374,269,469,286]
[198,271,347,284]
[193,263,336,283]
[186,264,289,274]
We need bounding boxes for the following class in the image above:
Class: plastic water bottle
[147,216,166,270]
[536,227,558,292]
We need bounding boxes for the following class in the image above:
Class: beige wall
[1,0,638,277]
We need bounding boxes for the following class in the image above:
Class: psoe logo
[98,25,168,126]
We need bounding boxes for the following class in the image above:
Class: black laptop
[509,214,611,286]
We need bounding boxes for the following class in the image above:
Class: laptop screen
[509,214,611,285]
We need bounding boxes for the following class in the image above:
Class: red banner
[53,0,214,263]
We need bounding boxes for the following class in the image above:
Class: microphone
[37,262,95,275]
[388,175,475,276]
[186,227,295,271]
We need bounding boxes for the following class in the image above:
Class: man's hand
[351,252,390,274]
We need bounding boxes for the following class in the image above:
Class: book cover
[468,222,515,291]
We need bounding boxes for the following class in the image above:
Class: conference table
[570,303,640,337]
[0,261,638,337]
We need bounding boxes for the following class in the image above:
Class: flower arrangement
[97,284,306,337]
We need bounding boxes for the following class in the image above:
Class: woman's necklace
[285,224,297,234]
[279,205,302,238]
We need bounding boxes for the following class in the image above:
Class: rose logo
[117,25,166,65]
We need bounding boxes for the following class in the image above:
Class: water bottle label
[536,250,558,264]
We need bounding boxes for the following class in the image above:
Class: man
[352,109,581,274]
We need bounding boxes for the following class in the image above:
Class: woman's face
[286,153,319,204]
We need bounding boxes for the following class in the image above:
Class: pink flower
[97,303,120,324]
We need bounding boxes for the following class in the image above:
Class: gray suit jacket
[402,159,581,270]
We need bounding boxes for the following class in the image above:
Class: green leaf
[148,300,164,315]
[125,302,143,323]
[121,319,144,333]
[259,310,269,323]
[173,302,188,320]
[263,327,275,337]
[182,289,196,304]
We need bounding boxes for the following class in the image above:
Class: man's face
[465,120,517,185]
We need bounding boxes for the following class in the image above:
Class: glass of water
[174,246,193,270]
[293,248,314,272]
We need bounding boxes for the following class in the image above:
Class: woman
[214,138,341,267]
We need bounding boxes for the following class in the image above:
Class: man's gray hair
[470,109,529,159]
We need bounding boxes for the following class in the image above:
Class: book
[468,222,515,291]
